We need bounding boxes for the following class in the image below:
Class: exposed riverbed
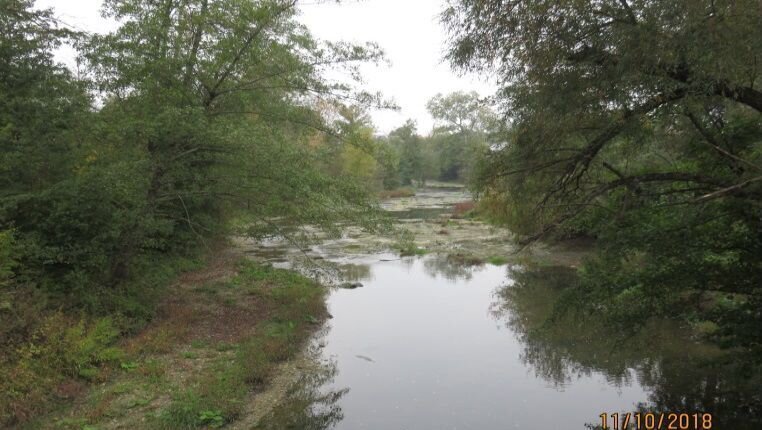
[242,185,761,430]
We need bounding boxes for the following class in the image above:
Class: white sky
[37,0,495,134]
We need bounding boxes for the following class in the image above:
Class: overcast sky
[37,0,495,134]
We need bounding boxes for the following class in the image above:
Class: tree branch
[543,87,689,204]
[206,0,297,104]
[686,111,761,173]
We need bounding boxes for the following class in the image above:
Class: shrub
[0,314,123,425]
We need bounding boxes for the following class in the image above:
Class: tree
[426,91,496,135]
[1,1,391,423]
[0,0,391,348]
[0,0,105,295]
[426,91,496,182]
[335,107,379,182]
[444,0,762,346]
[390,120,425,186]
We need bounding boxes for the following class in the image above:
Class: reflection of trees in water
[293,261,372,286]
[339,263,372,283]
[490,265,627,386]
[254,357,348,430]
[422,254,484,281]
[493,265,762,429]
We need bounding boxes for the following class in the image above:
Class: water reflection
[254,357,348,430]
[253,253,761,430]
[422,253,485,281]
[493,264,762,429]
[338,263,372,283]
[296,257,648,430]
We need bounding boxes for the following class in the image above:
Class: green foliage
[309,93,498,193]
[0,230,15,287]
[446,0,762,346]
[0,0,388,425]
[394,231,427,256]
[332,106,380,182]
[486,256,508,266]
[0,314,124,423]
[2,0,388,303]
[161,391,214,429]
[391,120,426,186]
[364,92,498,189]
[426,91,496,182]
[64,318,124,378]
[427,91,497,134]
[198,410,225,428]
[120,361,139,371]
[375,143,402,190]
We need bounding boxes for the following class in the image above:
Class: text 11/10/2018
[599,412,712,430]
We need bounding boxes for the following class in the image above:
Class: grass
[487,256,509,266]
[399,246,428,257]
[0,250,209,428]
[148,262,325,429]
[22,259,328,429]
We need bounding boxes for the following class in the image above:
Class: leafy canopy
[444,0,762,346]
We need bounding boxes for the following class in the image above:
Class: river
[243,185,761,430]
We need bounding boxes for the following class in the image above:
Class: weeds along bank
[6,252,329,428]
[0,252,200,426]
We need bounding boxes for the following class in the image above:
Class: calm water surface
[254,189,761,430]
[319,258,647,430]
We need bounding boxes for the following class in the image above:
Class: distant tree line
[320,91,499,191]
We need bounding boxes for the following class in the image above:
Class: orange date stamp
[599,412,713,430]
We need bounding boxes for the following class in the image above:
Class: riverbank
[21,248,329,429]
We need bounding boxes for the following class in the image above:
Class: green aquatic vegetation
[487,256,508,266]
[399,246,428,257]
[394,230,428,256]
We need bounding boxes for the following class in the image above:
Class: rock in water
[339,282,363,289]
